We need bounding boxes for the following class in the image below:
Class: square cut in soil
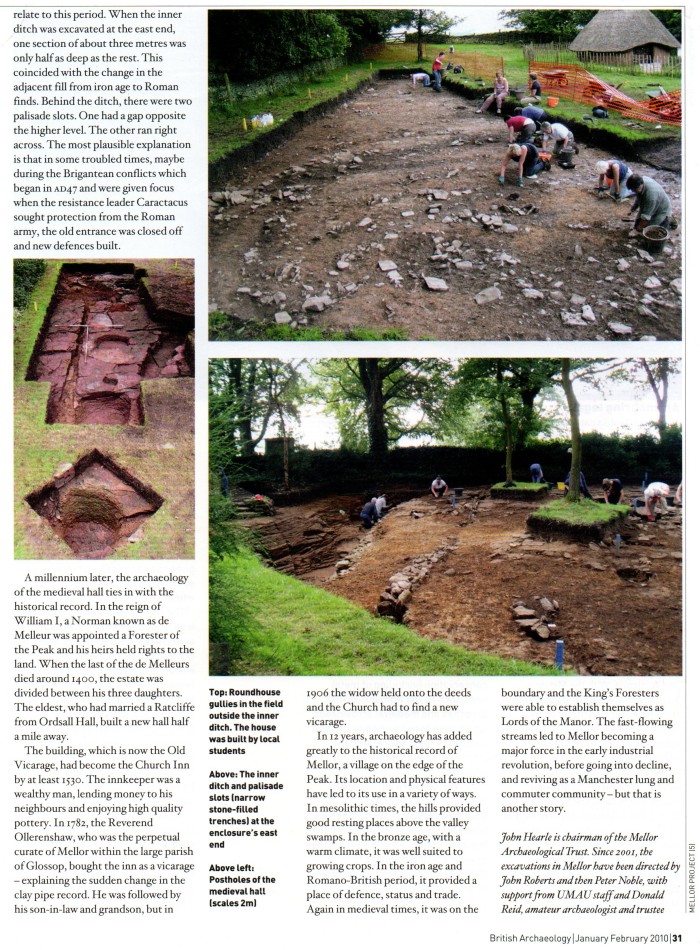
[26,450,164,559]
[25,263,194,426]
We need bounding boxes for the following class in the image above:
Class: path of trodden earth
[209,77,682,341]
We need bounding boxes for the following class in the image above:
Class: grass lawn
[210,549,564,676]
[533,497,630,526]
[492,481,547,491]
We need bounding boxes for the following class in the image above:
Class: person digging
[499,143,548,187]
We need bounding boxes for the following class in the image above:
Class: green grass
[492,481,547,491]
[210,549,563,676]
[14,261,62,380]
[209,63,373,162]
[209,312,409,342]
[533,497,630,526]
[374,41,680,142]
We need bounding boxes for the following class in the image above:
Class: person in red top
[432,52,445,92]
[505,114,536,143]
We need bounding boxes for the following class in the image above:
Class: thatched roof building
[569,10,680,66]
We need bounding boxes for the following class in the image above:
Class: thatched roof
[569,10,680,53]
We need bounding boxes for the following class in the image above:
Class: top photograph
[208,8,682,343]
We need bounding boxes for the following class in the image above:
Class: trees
[208,10,349,81]
[440,359,560,483]
[335,10,414,59]
[498,9,597,41]
[655,10,682,42]
[406,9,459,61]
[209,359,304,465]
[560,359,582,502]
[638,358,677,437]
[313,358,443,458]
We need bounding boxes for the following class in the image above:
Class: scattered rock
[423,275,449,292]
[378,260,398,272]
[607,321,633,335]
[274,311,293,324]
[302,294,333,312]
[561,311,588,327]
[474,286,502,305]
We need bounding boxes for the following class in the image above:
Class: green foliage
[209,359,304,460]
[654,10,682,42]
[439,359,560,450]
[406,8,460,44]
[209,11,349,81]
[498,9,597,40]
[336,10,414,57]
[311,359,446,453]
[14,259,46,310]
[210,549,561,675]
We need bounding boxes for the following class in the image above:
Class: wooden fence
[524,44,681,78]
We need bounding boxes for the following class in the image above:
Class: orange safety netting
[529,61,681,127]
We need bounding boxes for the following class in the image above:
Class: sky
[443,6,507,35]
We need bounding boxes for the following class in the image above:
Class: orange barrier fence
[529,61,681,126]
[365,44,503,78]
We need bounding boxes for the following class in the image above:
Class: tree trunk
[641,358,669,436]
[416,10,425,62]
[230,360,257,456]
[561,359,582,503]
[497,365,515,485]
[358,359,389,459]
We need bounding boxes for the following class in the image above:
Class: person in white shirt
[644,482,669,522]
[540,121,577,155]
[431,476,449,498]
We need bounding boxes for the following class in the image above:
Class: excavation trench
[243,486,682,676]
[26,263,194,426]
[26,449,164,559]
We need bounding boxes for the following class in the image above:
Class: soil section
[26,264,193,425]
[209,77,681,341]
[26,449,163,559]
[247,487,682,676]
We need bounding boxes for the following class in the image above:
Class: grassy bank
[211,549,563,676]
[209,311,410,342]
[209,63,372,163]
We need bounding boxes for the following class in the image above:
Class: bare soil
[249,488,682,676]
[209,78,681,341]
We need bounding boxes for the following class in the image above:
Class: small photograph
[208,8,681,341]
[209,357,682,677]
[14,259,195,559]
